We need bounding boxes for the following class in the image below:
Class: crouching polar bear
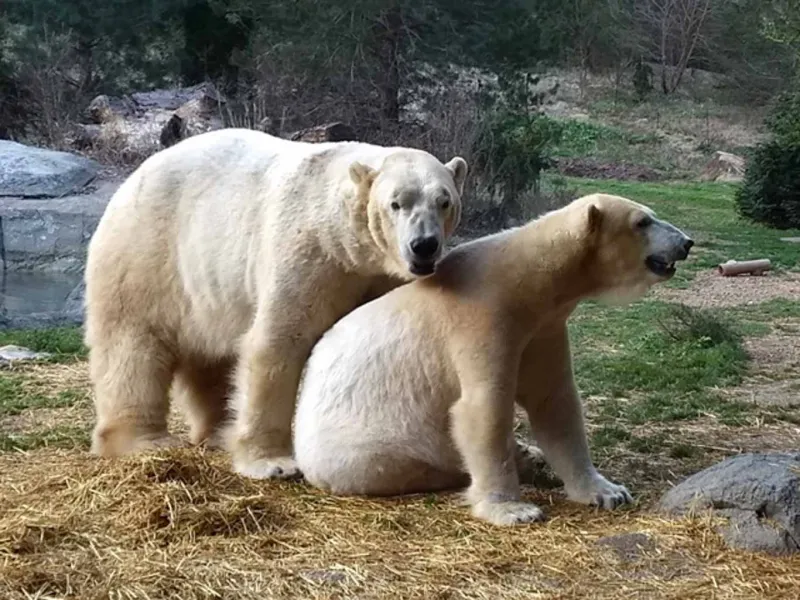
[84,127,467,480]
[294,193,693,525]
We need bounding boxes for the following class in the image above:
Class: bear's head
[349,150,467,279]
[572,193,694,304]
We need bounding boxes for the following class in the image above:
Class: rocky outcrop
[74,82,226,156]
[659,453,800,555]
[0,141,100,198]
[0,178,119,272]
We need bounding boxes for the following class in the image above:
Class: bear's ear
[349,162,377,187]
[586,203,602,235]
[444,156,468,196]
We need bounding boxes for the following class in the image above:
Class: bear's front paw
[471,499,546,526]
[567,473,633,510]
[234,456,303,480]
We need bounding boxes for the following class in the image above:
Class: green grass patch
[549,119,673,172]
[0,372,87,416]
[0,425,89,452]
[571,300,750,425]
[0,326,86,360]
[553,120,661,157]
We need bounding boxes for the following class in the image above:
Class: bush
[735,140,800,229]
[736,87,800,229]
[472,111,562,202]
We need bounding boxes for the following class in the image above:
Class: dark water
[0,271,83,327]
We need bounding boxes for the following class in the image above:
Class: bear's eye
[390,202,401,211]
[441,200,451,210]
[636,215,653,229]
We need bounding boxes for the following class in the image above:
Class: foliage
[736,86,800,229]
[736,140,800,229]
[473,110,562,200]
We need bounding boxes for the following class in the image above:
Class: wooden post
[717,259,772,277]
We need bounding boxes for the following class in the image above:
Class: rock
[289,122,357,143]
[159,94,225,149]
[130,82,224,112]
[659,453,800,555]
[0,141,100,198]
[0,345,51,362]
[86,94,136,124]
[698,151,746,183]
[62,281,86,323]
[0,178,119,272]
[77,83,226,156]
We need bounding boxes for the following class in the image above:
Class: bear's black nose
[410,236,439,260]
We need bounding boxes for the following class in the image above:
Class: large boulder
[0,179,119,272]
[0,141,100,198]
[659,453,800,555]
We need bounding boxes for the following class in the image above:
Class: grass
[0,326,86,359]
[551,119,672,170]
[0,425,88,452]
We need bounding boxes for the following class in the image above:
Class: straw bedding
[1,447,798,600]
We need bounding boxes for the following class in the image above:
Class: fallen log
[717,259,772,277]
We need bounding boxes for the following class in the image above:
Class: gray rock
[130,82,225,112]
[659,453,800,554]
[0,178,119,271]
[0,344,51,362]
[62,281,85,323]
[0,141,100,198]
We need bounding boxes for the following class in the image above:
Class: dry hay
[1,448,799,599]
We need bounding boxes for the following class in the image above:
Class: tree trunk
[373,6,403,122]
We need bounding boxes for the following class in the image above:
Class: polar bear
[293,193,693,525]
[84,127,468,480]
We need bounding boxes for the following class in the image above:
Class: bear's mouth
[409,260,436,276]
[645,256,676,278]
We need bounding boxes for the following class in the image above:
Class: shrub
[472,110,563,203]
[735,140,800,229]
[736,87,800,229]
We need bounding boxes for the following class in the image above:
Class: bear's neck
[495,212,601,317]
[317,183,393,277]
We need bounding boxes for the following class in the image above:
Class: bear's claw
[234,456,303,480]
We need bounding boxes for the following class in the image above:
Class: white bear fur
[84,127,467,480]
[293,193,693,525]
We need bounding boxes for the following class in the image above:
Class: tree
[635,0,714,94]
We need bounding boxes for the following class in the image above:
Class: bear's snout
[410,236,440,261]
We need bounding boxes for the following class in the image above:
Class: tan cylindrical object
[717,259,772,276]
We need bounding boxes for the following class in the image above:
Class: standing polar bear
[294,193,694,525]
[84,127,467,480]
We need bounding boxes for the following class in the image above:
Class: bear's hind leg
[172,359,233,448]
[89,331,180,457]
